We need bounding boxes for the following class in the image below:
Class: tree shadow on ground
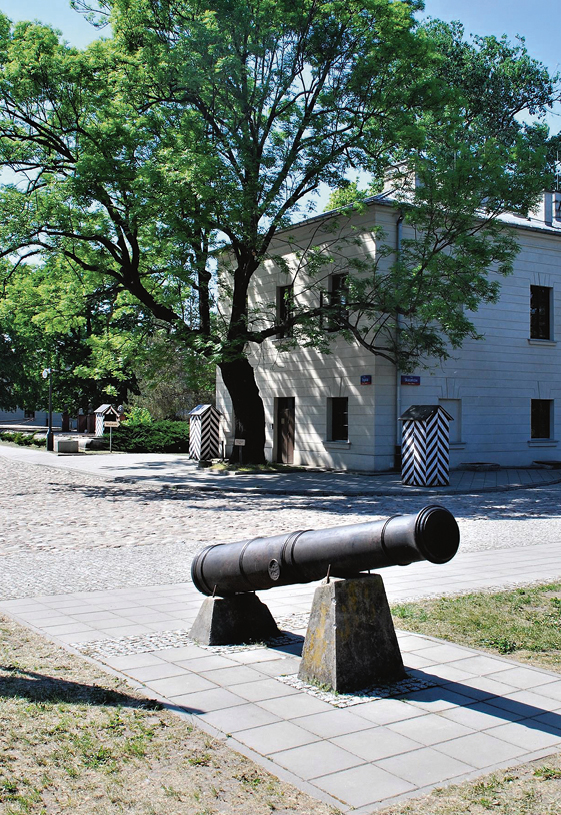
[0,664,162,709]
[51,479,561,521]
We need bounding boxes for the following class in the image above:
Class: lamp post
[42,367,54,451]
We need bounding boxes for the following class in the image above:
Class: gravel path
[3,454,561,599]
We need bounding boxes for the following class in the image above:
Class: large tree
[0,3,556,460]
[0,256,145,414]
[0,17,212,413]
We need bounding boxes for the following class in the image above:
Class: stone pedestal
[55,438,80,454]
[298,574,405,693]
[189,593,280,646]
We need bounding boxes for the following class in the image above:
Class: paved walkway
[4,546,561,813]
[3,446,561,811]
[2,444,561,494]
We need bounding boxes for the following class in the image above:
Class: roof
[399,405,454,422]
[188,404,220,417]
[94,404,119,415]
[282,190,561,240]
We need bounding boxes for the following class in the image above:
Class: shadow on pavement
[0,664,163,709]
[52,479,561,522]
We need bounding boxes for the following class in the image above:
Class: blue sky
[421,0,561,136]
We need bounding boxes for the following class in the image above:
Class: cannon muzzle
[191,505,459,597]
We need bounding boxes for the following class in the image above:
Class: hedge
[102,420,190,453]
[0,431,46,447]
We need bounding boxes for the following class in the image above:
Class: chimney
[542,191,561,226]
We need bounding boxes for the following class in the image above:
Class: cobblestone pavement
[3,454,561,600]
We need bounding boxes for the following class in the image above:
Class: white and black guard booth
[188,404,221,461]
[94,404,121,437]
[399,404,453,487]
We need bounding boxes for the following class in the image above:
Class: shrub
[102,420,189,453]
[0,431,44,447]
[122,406,153,426]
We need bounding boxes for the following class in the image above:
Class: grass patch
[392,582,561,670]
[0,614,336,815]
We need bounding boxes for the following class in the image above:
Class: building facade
[217,193,561,471]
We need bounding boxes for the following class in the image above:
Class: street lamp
[42,367,53,451]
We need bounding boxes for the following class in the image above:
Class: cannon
[191,504,459,597]
[189,505,460,691]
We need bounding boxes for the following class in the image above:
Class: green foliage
[0,3,556,459]
[126,333,216,420]
[122,406,153,426]
[324,181,369,213]
[102,420,189,453]
[0,258,143,414]
[0,431,45,447]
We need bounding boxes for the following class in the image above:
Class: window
[276,285,293,338]
[530,285,552,340]
[323,273,349,332]
[328,397,348,441]
[531,399,553,439]
[24,409,35,419]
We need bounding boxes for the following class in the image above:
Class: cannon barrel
[191,505,459,597]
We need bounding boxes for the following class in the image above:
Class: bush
[122,406,153,426]
[102,420,189,453]
[0,431,45,448]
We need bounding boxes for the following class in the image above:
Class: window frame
[276,284,294,338]
[531,399,553,440]
[530,285,553,340]
[327,396,349,442]
[323,272,349,332]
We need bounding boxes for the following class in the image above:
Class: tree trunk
[219,356,266,464]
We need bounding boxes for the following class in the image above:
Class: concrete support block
[298,574,406,693]
[189,593,280,646]
[55,438,80,453]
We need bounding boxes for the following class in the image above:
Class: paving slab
[4,448,561,811]
[6,577,561,813]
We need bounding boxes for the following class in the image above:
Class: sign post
[42,368,53,451]
[104,420,120,453]
[234,438,246,466]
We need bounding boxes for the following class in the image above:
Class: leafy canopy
[0,2,557,457]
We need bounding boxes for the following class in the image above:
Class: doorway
[277,397,295,464]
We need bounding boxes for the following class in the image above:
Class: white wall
[217,201,561,470]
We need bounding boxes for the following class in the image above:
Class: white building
[0,408,62,427]
[217,192,561,471]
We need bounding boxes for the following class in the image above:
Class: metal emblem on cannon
[190,505,459,692]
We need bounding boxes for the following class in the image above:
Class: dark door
[277,397,295,464]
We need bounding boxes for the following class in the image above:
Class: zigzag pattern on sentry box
[401,415,449,487]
